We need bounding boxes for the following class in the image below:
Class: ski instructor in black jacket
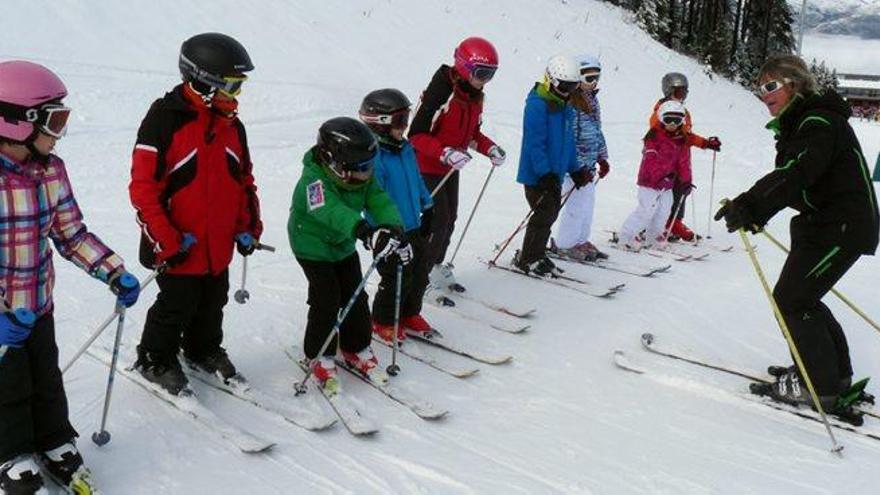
[715,54,879,409]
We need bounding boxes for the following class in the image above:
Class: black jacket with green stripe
[737,90,879,255]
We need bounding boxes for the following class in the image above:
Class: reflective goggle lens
[758,80,784,96]
[662,114,684,126]
[580,70,600,84]
[218,75,247,97]
[471,64,497,82]
[349,157,374,173]
[556,80,580,94]
[40,105,71,138]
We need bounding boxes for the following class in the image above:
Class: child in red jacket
[408,36,505,297]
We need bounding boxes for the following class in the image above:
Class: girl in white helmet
[618,100,693,250]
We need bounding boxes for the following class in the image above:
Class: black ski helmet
[359,88,412,132]
[179,33,254,93]
[317,117,378,172]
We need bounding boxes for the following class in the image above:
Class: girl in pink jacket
[619,101,692,250]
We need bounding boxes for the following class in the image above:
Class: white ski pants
[554,176,596,249]
[619,186,673,245]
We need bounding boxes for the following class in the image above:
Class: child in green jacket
[288,117,405,390]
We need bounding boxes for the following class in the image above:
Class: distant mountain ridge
[791,0,880,39]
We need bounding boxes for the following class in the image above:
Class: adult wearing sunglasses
[129,33,263,396]
[0,61,139,494]
[716,55,879,410]
[409,36,503,297]
[648,72,722,242]
[553,54,611,262]
[514,55,591,276]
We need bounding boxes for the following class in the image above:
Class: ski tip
[641,333,655,347]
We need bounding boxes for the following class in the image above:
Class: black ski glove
[714,198,760,233]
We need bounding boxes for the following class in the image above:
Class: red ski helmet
[453,37,499,82]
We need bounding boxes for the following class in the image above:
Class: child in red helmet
[408,36,504,300]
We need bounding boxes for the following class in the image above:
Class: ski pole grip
[9,308,36,328]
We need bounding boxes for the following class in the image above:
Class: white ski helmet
[545,55,580,96]
[578,54,601,73]
[656,100,686,125]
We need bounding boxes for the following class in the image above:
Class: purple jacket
[637,129,692,190]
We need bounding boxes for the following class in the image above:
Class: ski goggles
[661,113,685,126]
[757,79,790,97]
[216,74,247,98]
[360,108,410,129]
[345,156,374,173]
[179,54,248,97]
[470,63,498,82]
[0,101,71,138]
[555,79,580,95]
[580,71,600,84]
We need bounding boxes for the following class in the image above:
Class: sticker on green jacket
[307,180,325,211]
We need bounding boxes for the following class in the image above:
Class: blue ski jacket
[370,140,433,232]
[516,83,580,186]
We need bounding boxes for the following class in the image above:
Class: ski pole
[234,255,250,304]
[490,186,574,266]
[690,190,699,246]
[760,229,880,335]
[730,200,843,454]
[91,273,138,447]
[707,151,717,238]
[430,168,457,198]
[660,191,687,244]
[386,262,403,376]
[294,256,382,395]
[447,166,495,267]
[62,268,162,374]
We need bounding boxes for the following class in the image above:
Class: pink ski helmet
[0,61,69,142]
[453,37,499,82]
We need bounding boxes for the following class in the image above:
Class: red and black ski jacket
[129,84,262,275]
[408,65,496,177]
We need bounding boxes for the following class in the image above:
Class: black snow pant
[773,241,859,396]
[520,184,562,265]
[139,271,230,362]
[667,186,687,224]
[0,314,77,463]
[373,232,429,324]
[421,171,459,267]
[297,253,372,359]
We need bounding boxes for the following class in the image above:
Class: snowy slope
[790,0,880,39]
[3,0,880,493]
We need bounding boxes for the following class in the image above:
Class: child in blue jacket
[359,89,435,342]
[515,55,591,276]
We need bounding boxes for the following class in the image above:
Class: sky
[801,33,880,75]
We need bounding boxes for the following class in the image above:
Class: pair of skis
[613,334,880,443]
[285,346,447,436]
[480,257,625,298]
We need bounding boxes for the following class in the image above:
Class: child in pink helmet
[0,61,140,494]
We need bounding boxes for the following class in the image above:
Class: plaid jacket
[0,152,124,316]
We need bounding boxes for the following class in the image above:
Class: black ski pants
[373,232,428,324]
[139,271,230,362]
[0,314,77,463]
[297,253,372,359]
[667,186,687,224]
[773,240,859,396]
[520,184,562,264]
[421,171,458,267]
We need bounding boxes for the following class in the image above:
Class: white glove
[370,228,401,260]
[487,145,506,167]
[441,147,472,170]
[395,242,414,266]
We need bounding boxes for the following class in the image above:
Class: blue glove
[163,233,196,267]
[0,308,37,347]
[235,232,257,256]
[110,271,141,308]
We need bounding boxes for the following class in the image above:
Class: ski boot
[670,219,700,242]
[38,443,99,495]
[401,314,438,339]
[768,365,874,407]
[752,369,863,425]
[309,357,340,396]
[0,455,47,495]
[429,264,465,293]
[341,347,388,385]
[134,346,190,396]
[582,241,609,260]
[513,251,563,277]
[372,320,406,345]
[184,347,246,387]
